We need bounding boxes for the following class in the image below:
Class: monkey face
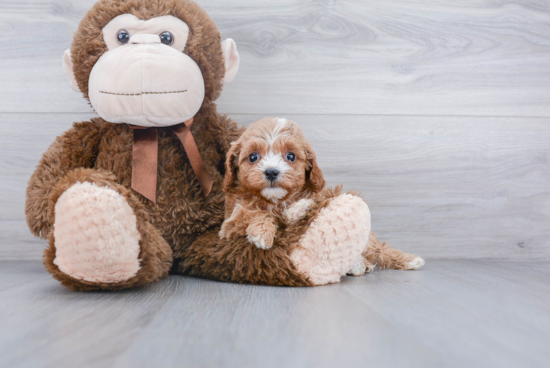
[62,1,240,128]
[87,14,205,127]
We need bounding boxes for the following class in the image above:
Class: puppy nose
[264,168,280,182]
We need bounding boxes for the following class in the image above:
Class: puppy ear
[306,148,325,193]
[223,141,241,192]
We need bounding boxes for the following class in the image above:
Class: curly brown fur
[218,118,325,251]
[25,0,246,290]
[362,232,421,270]
[222,118,324,199]
[176,186,344,286]
[27,108,241,289]
[27,0,403,290]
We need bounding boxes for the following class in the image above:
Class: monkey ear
[62,49,80,92]
[221,38,240,83]
[306,149,325,193]
[222,141,241,192]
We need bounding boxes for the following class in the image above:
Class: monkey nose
[130,34,161,45]
[264,168,280,182]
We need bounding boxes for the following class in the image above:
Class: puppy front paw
[284,198,314,224]
[247,233,272,250]
[246,222,277,250]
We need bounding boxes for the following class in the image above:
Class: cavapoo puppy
[220,117,425,274]
[219,117,323,250]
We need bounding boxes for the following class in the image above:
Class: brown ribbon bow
[130,117,213,203]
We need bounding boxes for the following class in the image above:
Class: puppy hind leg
[363,233,425,270]
[347,256,374,276]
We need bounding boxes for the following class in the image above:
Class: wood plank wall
[1,0,549,259]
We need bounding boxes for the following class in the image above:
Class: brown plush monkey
[25,0,423,291]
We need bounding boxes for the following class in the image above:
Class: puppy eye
[286,152,296,162]
[159,31,174,46]
[249,153,259,163]
[117,29,130,44]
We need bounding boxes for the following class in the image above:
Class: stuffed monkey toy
[25,0,423,291]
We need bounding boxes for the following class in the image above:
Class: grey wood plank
[343,260,550,368]
[0,261,181,368]
[0,260,548,368]
[1,0,550,116]
[2,113,549,260]
[112,274,443,368]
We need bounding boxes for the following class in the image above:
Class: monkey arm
[25,121,104,239]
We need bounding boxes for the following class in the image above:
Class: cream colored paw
[347,260,367,276]
[247,233,272,250]
[290,194,371,285]
[407,257,426,270]
[284,198,314,224]
[53,182,141,283]
[246,223,277,250]
[246,226,276,249]
[347,257,374,276]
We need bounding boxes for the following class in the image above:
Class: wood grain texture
[0,0,549,115]
[0,260,548,368]
[2,113,549,260]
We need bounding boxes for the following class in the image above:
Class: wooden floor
[0,259,548,368]
[1,1,549,367]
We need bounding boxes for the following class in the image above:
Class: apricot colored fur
[219,118,325,250]
[177,187,346,286]
[362,233,422,271]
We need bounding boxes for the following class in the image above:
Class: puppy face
[224,118,325,202]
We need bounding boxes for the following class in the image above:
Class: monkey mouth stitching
[99,90,187,96]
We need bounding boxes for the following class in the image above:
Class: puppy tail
[362,233,425,271]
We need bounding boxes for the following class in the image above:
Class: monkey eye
[249,153,259,163]
[117,29,130,44]
[286,152,296,162]
[160,31,174,46]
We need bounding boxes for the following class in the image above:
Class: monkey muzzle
[88,34,205,127]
